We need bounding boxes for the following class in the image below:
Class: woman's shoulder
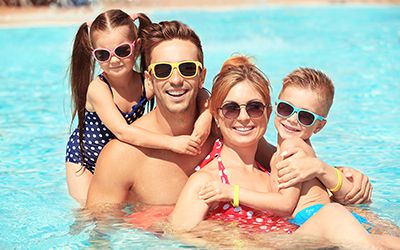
[190,161,218,183]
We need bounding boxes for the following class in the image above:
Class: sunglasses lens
[179,62,198,77]
[154,64,172,79]
[246,101,265,118]
[298,111,315,126]
[94,50,110,62]
[221,102,240,119]
[277,102,294,117]
[115,44,132,58]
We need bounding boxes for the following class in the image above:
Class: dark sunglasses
[147,61,203,80]
[219,101,266,119]
[92,41,135,62]
[275,99,326,127]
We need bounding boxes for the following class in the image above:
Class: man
[86,21,215,207]
[86,20,371,210]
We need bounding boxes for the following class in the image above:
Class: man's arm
[86,139,134,209]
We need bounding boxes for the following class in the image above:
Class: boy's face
[274,85,327,141]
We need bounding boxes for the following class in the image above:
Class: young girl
[65,9,211,204]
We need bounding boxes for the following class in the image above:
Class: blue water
[1,5,399,248]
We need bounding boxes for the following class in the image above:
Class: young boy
[198,67,367,226]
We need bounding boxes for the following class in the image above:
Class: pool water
[1,5,399,248]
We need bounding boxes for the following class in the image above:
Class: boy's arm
[199,181,300,217]
[191,88,212,146]
[276,147,372,204]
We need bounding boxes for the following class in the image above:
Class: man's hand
[338,167,373,204]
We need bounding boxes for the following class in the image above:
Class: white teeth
[235,127,252,132]
[282,123,299,132]
[167,90,186,96]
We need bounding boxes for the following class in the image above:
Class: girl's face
[92,26,136,77]
[215,81,270,149]
[274,85,326,142]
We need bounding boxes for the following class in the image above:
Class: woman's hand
[275,147,323,189]
[336,167,373,204]
[169,135,201,155]
[198,181,233,204]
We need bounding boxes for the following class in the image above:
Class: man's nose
[169,68,184,85]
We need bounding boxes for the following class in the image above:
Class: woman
[168,55,398,249]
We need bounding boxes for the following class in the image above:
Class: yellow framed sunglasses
[147,60,203,80]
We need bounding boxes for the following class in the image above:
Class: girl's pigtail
[135,13,155,111]
[70,22,95,166]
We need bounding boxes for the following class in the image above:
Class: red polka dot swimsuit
[196,139,298,234]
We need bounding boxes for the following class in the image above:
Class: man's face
[145,39,206,114]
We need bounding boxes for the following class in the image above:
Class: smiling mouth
[234,126,254,132]
[282,123,300,132]
[166,89,188,97]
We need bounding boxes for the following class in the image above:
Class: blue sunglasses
[275,99,326,127]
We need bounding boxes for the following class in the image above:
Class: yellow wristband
[232,185,240,207]
[329,168,343,192]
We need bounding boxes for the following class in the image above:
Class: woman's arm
[168,172,212,232]
[88,80,201,155]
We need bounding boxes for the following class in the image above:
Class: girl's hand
[275,147,323,189]
[169,135,201,155]
[198,181,232,204]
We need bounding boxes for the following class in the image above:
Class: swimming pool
[0,5,399,248]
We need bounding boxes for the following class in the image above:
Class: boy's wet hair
[281,68,335,115]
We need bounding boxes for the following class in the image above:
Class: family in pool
[64,9,399,249]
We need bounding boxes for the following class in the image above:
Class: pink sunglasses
[92,41,136,62]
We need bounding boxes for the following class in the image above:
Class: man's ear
[144,71,154,100]
[198,68,207,89]
[313,120,327,134]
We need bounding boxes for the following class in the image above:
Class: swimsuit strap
[195,138,223,171]
[217,156,230,184]
[99,74,114,97]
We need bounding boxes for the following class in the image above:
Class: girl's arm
[191,88,212,146]
[88,79,201,155]
[168,172,212,232]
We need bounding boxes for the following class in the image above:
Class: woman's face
[215,81,270,148]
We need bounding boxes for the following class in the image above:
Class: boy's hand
[275,147,322,189]
[338,167,373,204]
[198,181,232,204]
[169,135,201,155]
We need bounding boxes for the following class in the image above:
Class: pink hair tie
[130,14,138,21]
